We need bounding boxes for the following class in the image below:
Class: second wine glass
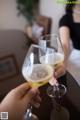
[39,33,66,96]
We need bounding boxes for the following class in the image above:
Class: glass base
[50,106,70,120]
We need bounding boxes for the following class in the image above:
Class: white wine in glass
[40,52,64,70]
[22,63,53,88]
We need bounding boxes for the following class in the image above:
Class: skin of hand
[0,83,41,120]
[54,61,67,78]
[59,26,70,60]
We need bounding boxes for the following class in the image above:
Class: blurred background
[0,0,65,33]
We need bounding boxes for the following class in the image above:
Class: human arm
[59,26,71,62]
[0,83,41,120]
[55,26,71,78]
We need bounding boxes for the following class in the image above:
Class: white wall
[0,0,65,32]
[40,0,65,33]
[0,0,27,30]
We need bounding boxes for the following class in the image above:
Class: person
[0,83,41,120]
[57,0,80,79]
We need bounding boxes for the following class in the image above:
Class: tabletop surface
[33,72,80,120]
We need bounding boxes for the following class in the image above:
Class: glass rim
[22,44,45,67]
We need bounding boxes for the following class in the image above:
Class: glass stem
[52,85,62,111]
[24,106,32,120]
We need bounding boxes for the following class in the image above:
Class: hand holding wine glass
[54,61,67,78]
[0,83,41,120]
[22,44,54,120]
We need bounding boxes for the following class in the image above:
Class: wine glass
[39,34,69,120]
[22,44,53,120]
[39,34,65,85]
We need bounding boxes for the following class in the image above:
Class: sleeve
[59,14,70,28]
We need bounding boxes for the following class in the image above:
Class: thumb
[22,88,38,106]
[13,83,31,98]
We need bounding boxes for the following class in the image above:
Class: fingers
[11,83,41,109]
[15,83,30,91]
[31,94,41,108]
[22,88,38,107]
[13,83,31,98]
[49,78,58,86]
[55,65,66,78]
